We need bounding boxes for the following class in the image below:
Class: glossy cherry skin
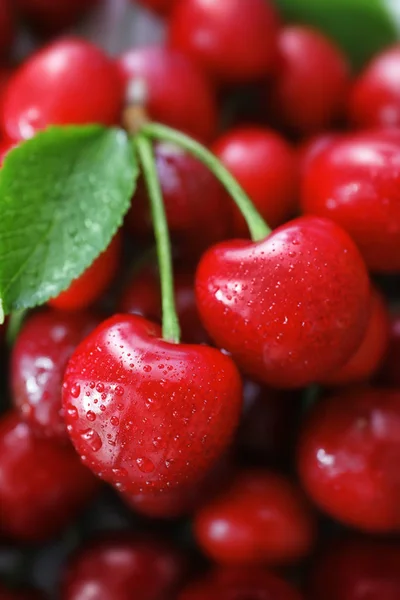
[348,45,400,130]
[0,0,14,58]
[0,412,98,542]
[119,267,209,345]
[2,38,123,142]
[63,534,186,600]
[126,143,232,258]
[179,568,303,600]
[62,314,242,494]
[116,46,217,142]
[212,127,298,235]
[14,0,98,33]
[309,538,400,600]
[49,234,121,311]
[136,0,176,15]
[194,469,315,566]
[301,130,400,272]
[268,26,350,134]
[320,288,389,386]
[298,389,400,532]
[196,216,370,389]
[11,309,99,441]
[168,0,280,84]
[378,312,400,386]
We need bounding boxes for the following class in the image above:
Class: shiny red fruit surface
[298,389,400,532]
[0,412,98,542]
[2,38,123,141]
[62,314,242,494]
[301,130,400,272]
[196,216,370,389]
[169,0,280,83]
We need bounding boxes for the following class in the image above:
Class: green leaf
[0,125,137,320]
[274,0,400,70]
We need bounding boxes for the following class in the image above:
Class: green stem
[134,134,180,343]
[140,122,271,242]
[7,309,27,347]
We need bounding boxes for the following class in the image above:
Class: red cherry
[378,312,400,386]
[0,412,98,542]
[348,45,400,130]
[63,534,186,600]
[298,388,400,532]
[119,267,209,345]
[196,216,370,389]
[2,38,123,142]
[0,0,15,58]
[194,469,315,566]
[309,538,400,600]
[212,127,298,235]
[62,314,242,494]
[49,234,121,311]
[297,133,339,177]
[267,26,350,134]
[320,288,390,386]
[136,0,176,15]
[14,0,98,33]
[179,568,303,600]
[116,46,217,142]
[126,142,231,258]
[11,309,99,441]
[301,130,400,272]
[168,0,280,84]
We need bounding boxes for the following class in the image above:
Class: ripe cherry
[49,234,121,311]
[62,314,242,495]
[116,46,217,142]
[14,0,98,34]
[2,38,123,142]
[212,127,298,235]
[119,267,209,345]
[348,44,400,130]
[301,130,400,272]
[0,412,98,542]
[320,288,389,386]
[136,0,176,15]
[11,309,99,441]
[63,534,186,600]
[179,568,303,600]
[267,26,350,134]
[298,388,400,532]
[168,0,280,84]
[309,538,400,600]
[194,469,315,566]
[126,143,231,258]
[377,312,400,387]
[0,0,14,58]
[196,216,370,389]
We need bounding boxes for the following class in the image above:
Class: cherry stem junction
[140,122,271,242]
[134,134,181,343]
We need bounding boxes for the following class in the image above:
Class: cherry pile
[1,0,400,598]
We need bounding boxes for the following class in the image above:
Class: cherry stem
[140,122,271,241]
[134,134,181,343]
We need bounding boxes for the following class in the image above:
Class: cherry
[14,0,98,34]
[309,538,400,600]
[194,469,315,566]
[298,133,339,177]
[301,130,400,272]
[62,314,242,494]
[63,534,186,600]
[119,266,209,345]
[179,568,303,600]
[136,0,176,16]
[298,388,400,532]
[11,309,99,441]
[116,46,217,142]
[348,45,400,130]
[126,142,232,258]
[0,0,15,58]
[2,38,123,142]
[48,234,121,311]
[196,216,370,389]
[0,412,98,542]
[168,0,280,84]
[320,287,389,386]
[378,312,400,387]
[212,126,298,235]
[267,26,350,134]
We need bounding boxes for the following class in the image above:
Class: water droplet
[115,385,124,396]
[96,382,104,393]
[66,405,78,420]
[89,382,95,389]
[70,383,81,398]
[136,457,155,473]
[110,416,119,426]
[143,365,152,373]
[152,436,166,449]
[86,410,96,422]
[80,429,102,452]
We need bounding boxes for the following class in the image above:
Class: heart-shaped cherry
[196,216,370,388]
[62,314,242,494]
